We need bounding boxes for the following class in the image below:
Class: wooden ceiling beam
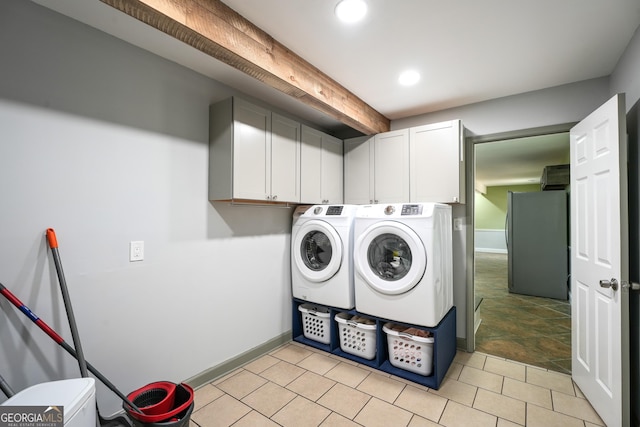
[99,0,390,135]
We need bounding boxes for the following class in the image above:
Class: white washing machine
[353,203,453,327]
[291,204,358,309]
[1,378,96,427]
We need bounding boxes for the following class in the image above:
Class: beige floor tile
[271,396,331,427]
[429,377,478,407]
[526,366,575,395]
[502,377,552,409]
[454,351,486,370]
[271,343,314,364]
[496,419,522,427]
[191,393,251,427]
[317,383,371,419]
[193,383,224,410]
[286,371,335,401]
[473,388,525,425]
[232,410,281,427]
[243,354,281,374]
[445,362,463,380]
[526,403,584,427]
[216,369,267,399]
[483,356,526,381]
[356,372,406,403]
[458,365,504,393]
[212,368,243,385]
[551,391,605,425]
[353,397,413,427]
[324,361,370,388]
[297,351,341,375]
[260,360,306,387]
[241,381,297,417]
[574,383,586,399]
[407,415,442,426]
[395,384,448,422]
[439,400,497,427]
[319,412,362,426]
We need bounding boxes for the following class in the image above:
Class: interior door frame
[464,122,577,352]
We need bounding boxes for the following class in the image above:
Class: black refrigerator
[506,191,569,300]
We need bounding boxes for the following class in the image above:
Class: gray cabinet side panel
[209,98,233,200]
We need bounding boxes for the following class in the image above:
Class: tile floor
[188,341,603,427]
[474,252,571,374]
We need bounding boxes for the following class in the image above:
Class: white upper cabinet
[344,135,374,204]
[271,113,301,202]
[344,130,410,204]
[301,125,344,204]
[410,120,465,204]
[208,97,301,203]
[374,129,410,203]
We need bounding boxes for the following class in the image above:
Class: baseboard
[475,248,508,254]
[456,337,467,351]
[185,330,292,389]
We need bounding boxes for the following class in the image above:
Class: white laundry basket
[299,303,331,344]
[335,313,376,360]
[383,323,434,376]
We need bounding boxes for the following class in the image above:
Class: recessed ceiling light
[335,0,367,24]
[398,70,420,86]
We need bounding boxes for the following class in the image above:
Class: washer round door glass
[294,220,343,283]
[355,221,426,295]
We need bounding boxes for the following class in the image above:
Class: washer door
[293,220,343,283]
[355,221,426,295]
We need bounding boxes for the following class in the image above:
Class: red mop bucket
[126,381,176,416]
[124,382,194,426]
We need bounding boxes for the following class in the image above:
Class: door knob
[599,278,619,291]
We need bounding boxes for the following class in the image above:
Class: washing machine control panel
[401,204,423,215]
[325,206,344,215]
[313,205,344,215]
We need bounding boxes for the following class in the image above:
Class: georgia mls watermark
[0,406,63,427]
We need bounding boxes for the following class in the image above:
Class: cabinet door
[344,136,374,204]
[271,113,301,203]
[300,125,323,203]
[374,129,410,203]
[321,134,344,204]
[410,120,465,203]
[232,99,271,200]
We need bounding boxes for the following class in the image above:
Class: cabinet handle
[266,195,271,200]
[273,195,277,201]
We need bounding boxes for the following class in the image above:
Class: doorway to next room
[473,132,572,374]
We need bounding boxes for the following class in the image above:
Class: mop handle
[46,228,89,379]
[0,283,144,414]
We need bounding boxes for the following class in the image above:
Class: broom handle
[0,282,143,414]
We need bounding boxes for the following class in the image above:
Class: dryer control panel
[401,204,423,215]
[325,206,344,215]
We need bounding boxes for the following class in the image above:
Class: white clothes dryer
[353,203,453,327]
[292,204,358,309]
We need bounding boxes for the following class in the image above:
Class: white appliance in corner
[1,378,96,427]
[291,204,357,309]
[353,203,453,327]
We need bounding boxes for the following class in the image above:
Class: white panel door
[571,93,629,427]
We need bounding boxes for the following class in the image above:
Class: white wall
[611,25,640,110]
[391,77,611,135]
[0,0,293,415]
